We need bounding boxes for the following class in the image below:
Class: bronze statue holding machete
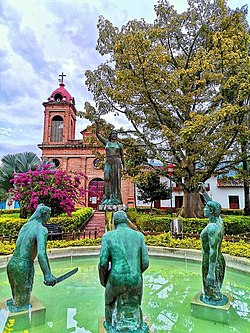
[6,204,78,313]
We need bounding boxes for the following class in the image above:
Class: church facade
[38,76,135,209]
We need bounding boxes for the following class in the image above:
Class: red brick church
[38,74,135,209]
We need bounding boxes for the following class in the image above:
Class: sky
[0,0,249,160]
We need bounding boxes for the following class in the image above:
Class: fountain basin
[0,247,249,333]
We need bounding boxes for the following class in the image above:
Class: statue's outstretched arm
[95,121,107,146]
[199,182,212,203]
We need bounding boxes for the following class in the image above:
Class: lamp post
[167,163,175,217]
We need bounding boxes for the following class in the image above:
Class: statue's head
[114,210,128,226]
[109,130,118,141]
[204,200,221,217]
[30,204,51,223]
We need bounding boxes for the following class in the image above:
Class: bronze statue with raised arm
[199,184,228,306]
[95,121,126,206]
[6,204,57,313]
[99,210,149,332]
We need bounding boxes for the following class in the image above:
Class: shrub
[131,213,250,235]
[48,207,93,232]
[221,240,250,258]
[144,233,250,258]
[0,241,15,255]
[0,234,249,258]
[126,209,139,223]
[0,207,93,236]
[135,214,172,232]
[221,208,244,216]
[47,238,101,249]
[0,217,26,236]
[9,166,88,217]
[0,209,20,216]
[223,216,250,235]
[144,233,172,246]
[144,233,201,249]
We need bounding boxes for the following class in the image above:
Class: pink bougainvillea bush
[9,165,89,217]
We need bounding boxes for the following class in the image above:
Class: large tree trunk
[243,159,250,216]
[19,203,27,219]
[178,191,204,218]
[242,139,250,216]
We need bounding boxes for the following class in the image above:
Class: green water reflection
[0,256,249,333]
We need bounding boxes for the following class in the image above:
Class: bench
[44,223,62,240]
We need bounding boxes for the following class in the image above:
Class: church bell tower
[42,73,76,144]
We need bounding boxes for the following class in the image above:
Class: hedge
[47,238,101,248]
[48,207,93,232]
[0,234,249,258]
[221,208,244,216]
[0,217,27,236]
[0,207,93,236]
[127,211,250,235]
[144,233,250,258]
[0,209,20,216]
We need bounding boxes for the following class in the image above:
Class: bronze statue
[95,121,126,205]
[7,204,57,312]
[199,184,228,306]
[99,210,149,332]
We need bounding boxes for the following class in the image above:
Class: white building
[136,176,244,210]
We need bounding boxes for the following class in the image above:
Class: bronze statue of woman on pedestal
[95,120,127,206]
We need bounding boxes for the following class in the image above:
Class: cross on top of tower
[58,72,66,85]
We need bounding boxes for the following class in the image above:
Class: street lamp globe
[167,163,175,176]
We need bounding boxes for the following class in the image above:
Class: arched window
[51,116,63,142]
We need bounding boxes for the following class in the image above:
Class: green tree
[0,152,41,191]
[0,187,8,203]
[84,0,250,217]
[0,152,43,217]
[137,171,171,211]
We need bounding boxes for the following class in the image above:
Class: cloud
[0,119,43,142]
[0,49,11,72]
[0,142,42,160]
[0,0,21,29]
[9,27,48,74]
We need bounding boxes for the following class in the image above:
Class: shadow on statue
[6,204,57,313]
[99,211,149,333]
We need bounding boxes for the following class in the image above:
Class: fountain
[0,253,249,332]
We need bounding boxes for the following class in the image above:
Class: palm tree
[0,152,42,217]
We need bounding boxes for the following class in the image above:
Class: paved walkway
[81,211,105,238]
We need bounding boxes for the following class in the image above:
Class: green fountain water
[0,256,249,333]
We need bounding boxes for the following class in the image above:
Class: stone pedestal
[98,204,128,212]
[0,296,46,330]
[190,291,234,324]
[98,205,128,232]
